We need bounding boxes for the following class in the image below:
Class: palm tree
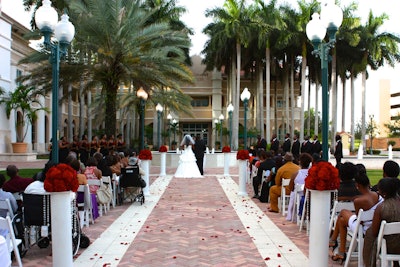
[68,0,194,138]
[204,0,252,149]
[356,11,400,152]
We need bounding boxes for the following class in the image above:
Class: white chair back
[101,176,112,212]
[292,184,305,224]
[329,201,355,233]
[0,199,14,219]
[280,178,291,216]
[87,179,107,216]
[77,184,93,227]
[0,216,22,267]
[376,220,400,267]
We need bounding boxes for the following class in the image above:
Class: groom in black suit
[194,134,206,175]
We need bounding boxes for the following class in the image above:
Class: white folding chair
[376,220,400,267]
[0,216,22,267]
[101,176,113,212]
[279,178,291,216]
[292,183,305,224]
[329,201,355,234]
[77,184,94,227]
[87,179,107,216]
[0,199,15,219]
[299,189,310,234]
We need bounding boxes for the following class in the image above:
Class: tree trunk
[331,48,338,150]
[341,78,346,132]
[314,84,319,136]
[350,74,355,152]
[79,79,85,138]
[104,85,118,138]
[361,70,367,154]
[234,41,241,149]
[290,55,295,140]
[257,62,264,137]
[265,46,271,143]
[300,44,307,142]
[68,84,72,142]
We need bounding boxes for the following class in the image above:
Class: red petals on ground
[277,253,281,257]
[264,257,271,261]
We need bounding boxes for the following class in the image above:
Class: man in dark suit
[282,133,291,154]
[291,134,300,161]
[301,135,313,155]
[256,134,267,150]
[270,134,280,155]
[334,134,343,168]
[312,135,322,155]
[194,134,206,175]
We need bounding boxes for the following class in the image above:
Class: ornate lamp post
[306,1,343,161]
[172,118,178,146]
[227,103,234,148]
[167,113,172,148]
[35,0,75,164]
[156,103,163,149]
[306,3,343,266]
[240,88,251,149]
[219,114,224,146]
[137,87,148,151]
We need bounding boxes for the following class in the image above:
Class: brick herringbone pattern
[120,177,265,267]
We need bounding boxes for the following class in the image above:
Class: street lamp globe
[240,87,251,102]
[156,103,163,113]
[167,113,172,120]
[219,114,224,121]
[136,87,148,100]
[54,13,75,44]
[306,13,326,46]
[172,119,177,124]
[321,1,343,36]
[34,0,58,32]
[227,103,234,113]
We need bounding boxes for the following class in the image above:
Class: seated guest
[107,154,122,176]
[338,162,360,201]
[363,177,400,267]
[329,173,383,262]
[69,159,87,185]
[268,152,300,213]
[25,162,56,195]
[94,152,112,177]
[84,157,102,194]
[3,165,34,193]
[252,150,275,199]
[286,153,312,221]
[371,160,399,192]
[0,174,18,218]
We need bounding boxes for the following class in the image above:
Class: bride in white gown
[174,135,203,178]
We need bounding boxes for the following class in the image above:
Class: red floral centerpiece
[139,149,153,160]
[236,149,250,160]
[222,146,231,153]
[44,163,79,192]
[305,161,340,190]
[159,145,168,152]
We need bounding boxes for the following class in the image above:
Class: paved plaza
[1,155,395,266]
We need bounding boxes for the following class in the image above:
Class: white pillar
[357,144,364,159]
[238,160,248,196]
[160,152,166,176]
[141,160,150,196]
[388,145,393,160]
[50,191,73,267]
[223,153,230,176]
[309,190,331,267]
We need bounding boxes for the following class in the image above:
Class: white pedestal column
[223,153,230,176]
[238,159,248,196]
[160,152,166,176]
[141,160,150,196]
[388,145,393,159]
[51,191,73,267]
[309,189,332,267]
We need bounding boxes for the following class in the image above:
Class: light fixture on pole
[136,87,148,151]
[167,113,172,147]
[369,114,374,155]
[240,88,251,149]
[172,118,178,146]
[306,1,342,161]
[35,0,75,164]
[227,103,234,148]
[156,103,163,149]
[219,114,224,146]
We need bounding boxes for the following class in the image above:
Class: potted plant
[0,85,48,153]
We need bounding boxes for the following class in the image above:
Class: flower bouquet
[236,149,250,160]
[44,163,79,192]
[139,149,153,160]
[159,145,168,153]
[222,146,231,153]
[305,161,340,190]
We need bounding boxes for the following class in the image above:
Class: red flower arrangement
[305,161,340,191]
[139,149,153,160]
[222,146,231,153]
[159,145,168,152]
[236,149,250,160]
[44,163,79,192]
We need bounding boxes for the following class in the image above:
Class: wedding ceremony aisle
[8,163,361,266]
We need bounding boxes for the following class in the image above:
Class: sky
[2,0,400,133]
